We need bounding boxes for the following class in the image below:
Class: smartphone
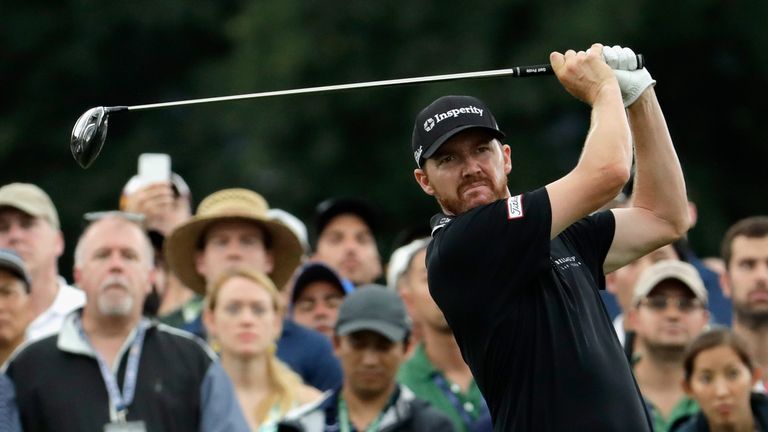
[138,153,171,184]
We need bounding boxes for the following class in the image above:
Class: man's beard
[97,276,135,317]
[733,299,768,330]
[435,174,508,215]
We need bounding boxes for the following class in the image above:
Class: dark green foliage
[2,1,766,278]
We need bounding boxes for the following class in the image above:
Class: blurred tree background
[2,0,767,279]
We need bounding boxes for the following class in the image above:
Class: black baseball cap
[291,262,354,305]
[335,285,411,342]
[411,95,505,168]
[314,197,378,245]
[0,249,31,292]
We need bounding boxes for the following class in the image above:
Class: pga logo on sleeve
[506,194,524,220]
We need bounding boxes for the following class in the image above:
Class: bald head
[73,214,155,320]
[74,214,154,269]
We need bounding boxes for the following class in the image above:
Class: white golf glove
[602,45,656,107]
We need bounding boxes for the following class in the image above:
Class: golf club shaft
[109,53,643,113]
[111,64,554,113]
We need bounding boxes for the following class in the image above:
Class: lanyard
[338,396,383,432]
[432,374,490,431]
[76,317,149,423]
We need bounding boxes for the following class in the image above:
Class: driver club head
[70,106,109,169]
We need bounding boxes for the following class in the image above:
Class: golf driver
[71,54,644,168]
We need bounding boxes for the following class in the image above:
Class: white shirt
[26,277,86,341]
[613,314,626,346]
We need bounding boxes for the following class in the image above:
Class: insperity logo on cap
[411,95,505,168]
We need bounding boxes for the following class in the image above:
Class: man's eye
[739,260,755,270]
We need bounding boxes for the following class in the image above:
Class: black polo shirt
[427,187,652,431]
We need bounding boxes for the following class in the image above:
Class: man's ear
[752,366,763,388]
[73,266,82,286]
[55,230,65,258]
[414,168,435,196]
[627,308,639,330]
[720,272,732,298]
[264,250,275,275]
[502,144,512,175]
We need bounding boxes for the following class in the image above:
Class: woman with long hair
[203,267,322,431]
[675,328,768,431]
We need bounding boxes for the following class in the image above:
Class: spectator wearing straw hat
[165,188,342,391]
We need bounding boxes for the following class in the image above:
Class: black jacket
[4,313,248,432]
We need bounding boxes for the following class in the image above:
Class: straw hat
[164,188,302,295]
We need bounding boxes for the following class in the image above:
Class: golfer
[411,44,688,431]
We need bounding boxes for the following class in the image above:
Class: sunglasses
[83,210,145,223]
[639,296,704,313]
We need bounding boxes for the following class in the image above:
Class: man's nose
[225,242,244,258]
[360,347,380,365]
[754,262,768,283]
[5,223,26,241]
[107,252,127,271]
[461,155,483,176]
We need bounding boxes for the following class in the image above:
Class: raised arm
[545,44,633,239]
[604,87,690,272]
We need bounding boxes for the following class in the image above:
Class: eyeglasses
[639,296,705,313]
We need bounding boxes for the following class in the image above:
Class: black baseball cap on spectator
[313,198,378,247]
[0,249,31,292]
[411,95,505,168]
[335,285,411,342]
[291,262,354,305]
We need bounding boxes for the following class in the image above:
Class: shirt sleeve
[199,362,250,432]
[0,374,22,432]
[558,210,616,290]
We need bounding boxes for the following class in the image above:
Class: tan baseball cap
[0,183,60,229]
[632,260,708,307]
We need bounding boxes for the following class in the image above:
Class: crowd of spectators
[0,175,765,431]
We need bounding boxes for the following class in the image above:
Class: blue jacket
[276,320,342,391]
[0,374,21,432]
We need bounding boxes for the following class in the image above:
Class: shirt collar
[58,310,151,370]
